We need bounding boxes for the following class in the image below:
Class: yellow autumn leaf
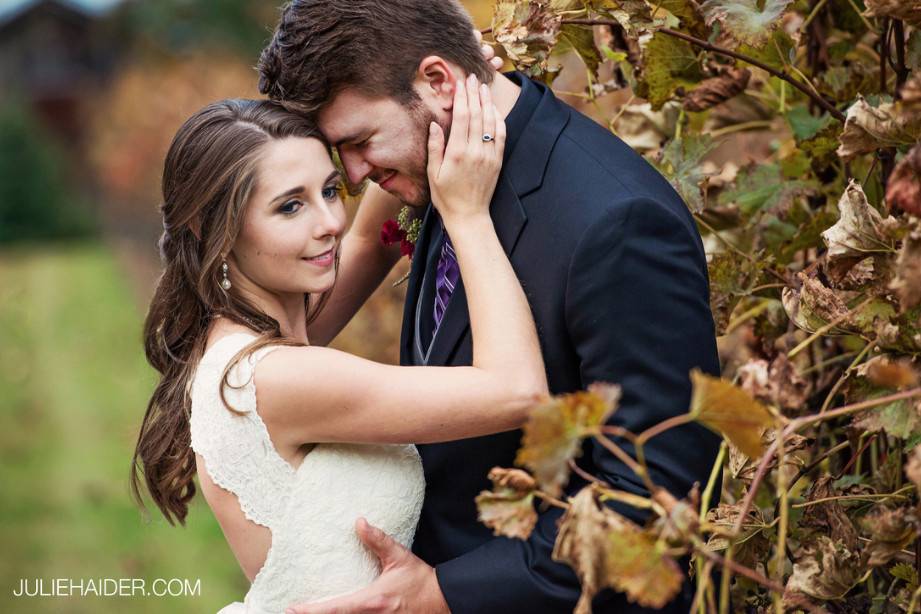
[553,487,683,613]
[516,383,622,497]
[688,369,777,459]
[475,468,538,540]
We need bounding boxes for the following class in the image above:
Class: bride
[130,71,547,614]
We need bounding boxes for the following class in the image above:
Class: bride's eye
[279,199,303,215]
[321,185,340,202]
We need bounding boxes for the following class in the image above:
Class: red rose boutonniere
[380,206,423,286]
[380,206,423,260]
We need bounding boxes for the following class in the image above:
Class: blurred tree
[0,101,96,244]
[118,0,278,57]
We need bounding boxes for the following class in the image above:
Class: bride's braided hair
[257,0,493,116]
[132,99,333,525]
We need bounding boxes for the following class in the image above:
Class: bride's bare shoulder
[203,317,258,353]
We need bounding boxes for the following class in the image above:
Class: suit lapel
[425,174,527,367]
[406,73,572,367]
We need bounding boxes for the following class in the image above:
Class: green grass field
[0,242,248,613]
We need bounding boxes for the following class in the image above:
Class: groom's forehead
[317,88,404,142]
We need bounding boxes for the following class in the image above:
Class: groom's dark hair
[257,0,493,115]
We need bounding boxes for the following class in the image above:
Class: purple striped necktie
[433,228,460,332]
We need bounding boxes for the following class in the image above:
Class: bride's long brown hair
[131,99,333,525]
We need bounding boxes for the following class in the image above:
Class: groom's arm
[434,196,722,613]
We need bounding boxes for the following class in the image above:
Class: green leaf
[786,106,834,142]
[656,134,715,213]
[701,0,794,48]
[657,0,710,37]
[557,24,602,78]
[736,30,795,71]
[636,31,703,110]
[707,250,767,334]
[719,163,813,219]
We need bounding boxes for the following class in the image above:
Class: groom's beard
[398,104,437,208]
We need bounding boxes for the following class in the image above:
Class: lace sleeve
[189,335,294,528]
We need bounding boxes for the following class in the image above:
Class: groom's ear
[415,56,461,112]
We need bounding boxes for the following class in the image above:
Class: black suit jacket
[401,73,721,613]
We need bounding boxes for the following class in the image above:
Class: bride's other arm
[257,74,547,447]
[304,184,405,347]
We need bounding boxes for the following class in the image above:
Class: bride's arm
[305,184,408,347]
[256,74,548,446]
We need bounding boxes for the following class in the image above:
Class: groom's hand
[285,518,450,614]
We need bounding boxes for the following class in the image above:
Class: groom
[260,1,721,612]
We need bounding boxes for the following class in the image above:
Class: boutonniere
[381,206,422,286]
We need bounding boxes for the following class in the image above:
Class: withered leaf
[800,475,859,549]
[857,355,920,390]
[860,506,920,567]
[682,67,751,112]
[476,467,538,540]
[887,144,921,217]
[688,369,778,459]
[784,535,864,601]
[782,272,850,334]
[837,96,921,161]
[703,502,772,570]
[890,220,921,312]
[904,445,921,497]
[700,0,794,48]
[516,383,622,497]
[864,0,921,28]
[492,1,562,81]
[727,432,809,483]
[821,180,900,282]
[552,488,684,612]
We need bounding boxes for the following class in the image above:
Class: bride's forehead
[256,138,335,183]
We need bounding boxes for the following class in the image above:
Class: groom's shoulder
[554,106,676,204]
[535,103,692,230]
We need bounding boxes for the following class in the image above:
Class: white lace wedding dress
[189,333,425,614]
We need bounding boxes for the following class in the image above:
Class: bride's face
[230,136,346,297]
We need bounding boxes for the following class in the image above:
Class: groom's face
[318,88,441,207]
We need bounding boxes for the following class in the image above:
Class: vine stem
[690,535,785,593]
[697,441,727,613]
[558,19,847,122]
[790,486,913,509]
[772,427,788,614]
[533,490,569,510]
[691,559,715,614]
[731,387,921,535]
[818,341,873,415]
[593,432,656,494]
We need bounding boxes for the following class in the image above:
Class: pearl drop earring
[220,260,232,290]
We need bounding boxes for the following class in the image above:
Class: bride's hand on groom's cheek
[284,517,449,614]
[475,29,505,72]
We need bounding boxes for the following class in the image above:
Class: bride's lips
[302,247,336,268]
